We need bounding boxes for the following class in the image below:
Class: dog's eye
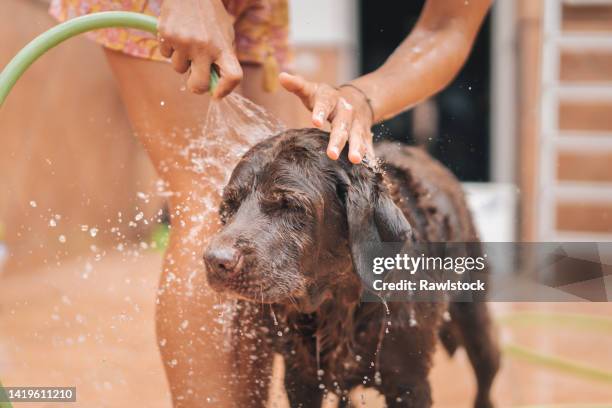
[220,188,244,224]
[262,191,309,215]
[219,202,235,224]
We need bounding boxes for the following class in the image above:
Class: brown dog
[204,128,499,407]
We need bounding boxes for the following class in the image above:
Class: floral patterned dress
[49,0,291,90]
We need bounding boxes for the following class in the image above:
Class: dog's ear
[342,166,413,288]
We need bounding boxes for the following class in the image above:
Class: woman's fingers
[171,49,191,74]
[279,72,317,109]
[311,85,337,128]
[159,37,174,59]
[279,74,375,163]
[280,73,337,127]
[347,122,370,164]
[187,56,212,94]
[163,45,242,96]
[212,51,243,98]
[364,132,375,159]
[327,98,354,160]
[348,121,375,164]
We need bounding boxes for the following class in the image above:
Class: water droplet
[29,201,37,208]
[82,262,93,280]
[409,308,418,327]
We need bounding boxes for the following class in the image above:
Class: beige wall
[0,0,160,274]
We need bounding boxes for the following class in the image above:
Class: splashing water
[154,92,287,253]
[409,307,418,327]
[374,298,390,384]
[270,307,279,326]
[2,91,289,406]
[152,92,288,388]
[176,92,285,180]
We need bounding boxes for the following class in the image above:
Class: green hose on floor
[499,312,612,385]
[0,378,12,408]
[0,11,218,107]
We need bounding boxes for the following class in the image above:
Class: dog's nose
[204,246,243,277]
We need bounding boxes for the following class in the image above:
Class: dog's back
[376,142,479,243]
[376,142,500,408]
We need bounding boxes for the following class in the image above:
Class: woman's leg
[104,50,302,407]
[105,49,235,407]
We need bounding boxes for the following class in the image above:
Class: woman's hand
[158,0,242,98]
[279,73,375,164]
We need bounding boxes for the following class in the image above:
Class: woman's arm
[280,0,492,163]
[353,0,491,121]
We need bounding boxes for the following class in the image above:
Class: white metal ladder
[538,0,612,241]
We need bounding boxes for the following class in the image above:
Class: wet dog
[204,129,499,407]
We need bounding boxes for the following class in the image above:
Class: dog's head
[204,129,412,309]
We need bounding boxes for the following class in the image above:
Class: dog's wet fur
[204,129,500,407]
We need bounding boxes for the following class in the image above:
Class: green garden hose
[503,343,612,384]
[499,312,612,385]
[0,378,12,408]
[0,11,218,107]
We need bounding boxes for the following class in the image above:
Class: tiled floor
[1,253,610,407]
